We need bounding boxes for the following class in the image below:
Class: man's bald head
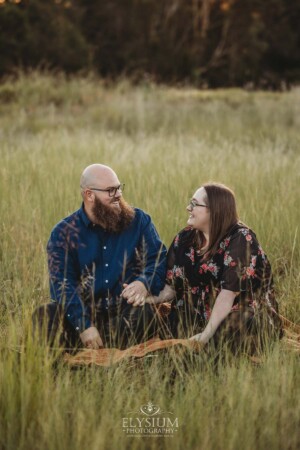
[80,164,119,193]
[79,163,133,230]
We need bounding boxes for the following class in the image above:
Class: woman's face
[186,187,210,232]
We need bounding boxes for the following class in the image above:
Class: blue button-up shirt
[47,204,167,332]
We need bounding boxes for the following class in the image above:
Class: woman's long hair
[195,183,240,260]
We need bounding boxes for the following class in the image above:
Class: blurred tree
[201,0,300,88]
[0,0,299,88]
[199,0,270,87]
[262,0,300,87]
[0,0,90,75]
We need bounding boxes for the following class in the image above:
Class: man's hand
[121,281,148,307]
[80,326,104,349]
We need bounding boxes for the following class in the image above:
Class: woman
[147,183,282,353]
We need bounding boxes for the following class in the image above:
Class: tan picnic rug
[279,314,300,353]
[64,338,202,367]
[64,314,300,367]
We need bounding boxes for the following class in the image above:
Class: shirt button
[75,327,79,331]
[103,246,107,250]
[105,280,109,283]
[105,263,109,267]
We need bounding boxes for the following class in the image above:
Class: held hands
[121,281,148,307]
[80,326,104,349]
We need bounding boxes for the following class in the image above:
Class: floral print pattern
[166,223,280,326]
[223,251,237,267]
[238,227,253,244]
[198,262,219,277]
[185,247,195,264]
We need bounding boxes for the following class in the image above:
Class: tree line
[0,0,299,88]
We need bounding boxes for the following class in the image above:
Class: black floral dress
[166,223,282,350]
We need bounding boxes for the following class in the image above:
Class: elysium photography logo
[122,401,179,438]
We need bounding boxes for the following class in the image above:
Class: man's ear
[85,189,95,203]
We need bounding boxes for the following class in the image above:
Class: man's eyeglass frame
[88,183,125,197]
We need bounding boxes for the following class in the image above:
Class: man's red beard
[91,196,135,233]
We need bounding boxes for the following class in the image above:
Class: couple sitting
[33,164,282,354]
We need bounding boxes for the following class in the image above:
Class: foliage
[0,0,300,87]
[0,0,90,75]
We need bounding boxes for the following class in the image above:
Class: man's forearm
[50,279,91,332]
[48,231,91,333]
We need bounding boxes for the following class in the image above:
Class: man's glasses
[89,183,125,197]
[188,199,208,209]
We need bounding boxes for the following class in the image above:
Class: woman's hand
[192,289,238,344]
[144,295,158,304]
[145,284,175,305]
[189,333,209,345]
[121,282,175,307]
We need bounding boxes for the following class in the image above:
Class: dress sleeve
[166,228,194,285]
[220,229,260,293]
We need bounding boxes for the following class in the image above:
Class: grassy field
[0,72,299,450]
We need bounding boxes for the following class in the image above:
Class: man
[34,164,167,349]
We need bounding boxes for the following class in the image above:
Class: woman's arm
[190,289,238,344]
[145,284,175,304]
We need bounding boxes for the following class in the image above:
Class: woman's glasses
[188,199,208,209]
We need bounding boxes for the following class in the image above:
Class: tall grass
[0,72,299,450]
